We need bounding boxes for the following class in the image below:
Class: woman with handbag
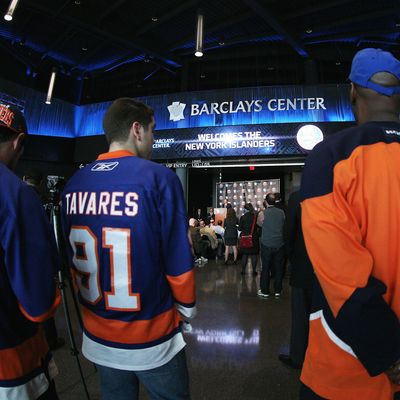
[223,207,239,264]
[239,203,260,276]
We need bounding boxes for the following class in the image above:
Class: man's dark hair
[266,193,276,206]
[244,202,255,214]
[103,98,154,144]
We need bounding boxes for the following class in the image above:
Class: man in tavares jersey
[61,98,196,400]
[0,103,61,400]
[300,49,400,399]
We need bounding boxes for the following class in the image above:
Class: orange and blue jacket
[300,121,400,400]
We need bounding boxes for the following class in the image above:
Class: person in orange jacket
[300,48,400,399]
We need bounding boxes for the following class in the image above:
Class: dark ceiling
[0,0,399,104]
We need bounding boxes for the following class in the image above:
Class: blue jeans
[96,349,190,400]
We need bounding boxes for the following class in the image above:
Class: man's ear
[130,121,142,141]
[350,82,357,106]
[12,132,25,152]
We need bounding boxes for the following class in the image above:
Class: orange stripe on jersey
[97,150,135,160]
[301,317,397,399]
[82,307,181,344]
[0,328,49,380]
[166,270,195,304]
[18,289,61,323]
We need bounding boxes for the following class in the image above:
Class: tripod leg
[58,269,92,399]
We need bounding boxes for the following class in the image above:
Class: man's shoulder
[0,164,27,196]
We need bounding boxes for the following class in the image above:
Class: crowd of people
[0,47,400,400]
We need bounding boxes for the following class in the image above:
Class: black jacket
[284,191,314,288]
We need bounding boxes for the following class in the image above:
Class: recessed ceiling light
[335,61,341,66]
[74,0,81,4]
[82,46,88,51]
[396,22,400,27]
[306,28,313,34]
[267,66,275,71]
[151,16,158,22]
[200,73,206,79]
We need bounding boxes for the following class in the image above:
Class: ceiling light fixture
[335,61,341,66]
[195,13,204,57]
[4,0,19,21]
[305,28,313,34]
[45,68,57,105]
[144,54,150,63]
[151,16,158,22]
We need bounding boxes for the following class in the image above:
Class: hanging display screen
[151,121,353,160]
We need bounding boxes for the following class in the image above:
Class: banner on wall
[151,121,353,160]
[77,84,355,136]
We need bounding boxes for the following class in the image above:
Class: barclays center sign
[135,84,355,131]
[167,97,327,122]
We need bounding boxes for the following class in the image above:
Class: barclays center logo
[167,101,186,122]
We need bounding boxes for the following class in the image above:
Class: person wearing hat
[299,48,400,399]
[0,103,61,399]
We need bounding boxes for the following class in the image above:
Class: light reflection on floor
[185,259,301,399]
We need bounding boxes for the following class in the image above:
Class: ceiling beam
[283,0,354,20]
[23,0,182,69]
[242,0,308,57]
[305,28,399,44]
[0,38,35,71]
[312,7,400,32]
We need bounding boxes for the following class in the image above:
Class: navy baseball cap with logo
[0,103,28,135]
[348,48,400,96]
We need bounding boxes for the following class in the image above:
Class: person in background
[199,220,218,253]
[258,193,285,298]
[61,98,196,400]
[274,192,286,214]
[189,218,209,264]
[223,207,239,264]
[278,190,314,370]
[212,220,225,259]
[206,207,216,224]
[300,48,400,399]
[0,103,61,399]
[239,203,260,276]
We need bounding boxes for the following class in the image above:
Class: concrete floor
[52,258,301,399]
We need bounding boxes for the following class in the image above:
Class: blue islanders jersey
[0,163,60,400]
[61,150,196,371]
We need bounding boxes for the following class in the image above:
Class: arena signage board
[77,84,355,136]
[151,121,353,160]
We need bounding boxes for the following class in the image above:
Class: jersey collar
[97,150,135,160]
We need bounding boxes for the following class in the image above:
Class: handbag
[239,215,256,249]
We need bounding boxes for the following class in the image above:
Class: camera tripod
[45,196,91,400]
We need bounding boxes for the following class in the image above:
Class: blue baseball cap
[348,48,400,96]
